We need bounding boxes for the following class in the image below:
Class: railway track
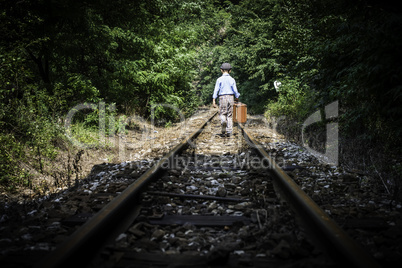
[36,112,379,268]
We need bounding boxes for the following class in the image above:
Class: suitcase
[233,102,247,123]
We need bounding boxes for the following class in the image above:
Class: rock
[238,226,249,238]
[128,224,146,238]
[151,229,165,240]
[216,187,227,197]
[234,250,245,255]
[232,177,241,184]
[208,202,218,211]
[224,183,236,190]
[163,204,174,212]
[210,180,220,186]
[176,231,185,238]
[139,237,160,250]
[168,234,178,245]
[240,188,250,195]
[186,185,198,191]
[234,202,250,210]
[159,240,170,250]
[115,233,127,242]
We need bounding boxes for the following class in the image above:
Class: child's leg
[226,96,234,133]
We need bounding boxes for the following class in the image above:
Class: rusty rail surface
[239,124,380,268]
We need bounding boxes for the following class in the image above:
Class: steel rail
[239,124,380,268]
[36,111,218,268]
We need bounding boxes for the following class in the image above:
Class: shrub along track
[34,112,379,268]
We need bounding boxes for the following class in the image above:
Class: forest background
[1,0,401,199]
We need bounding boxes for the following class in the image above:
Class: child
[212,63,240,137]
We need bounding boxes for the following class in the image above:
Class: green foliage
[0,0,221,191]
[0,85,62,191]
[0,134,32,190]
[265,77,314,121]
[310,1,402,145]
[68,122,106,149]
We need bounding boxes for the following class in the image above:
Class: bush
[0,134,31,190]
[265,77,314,121]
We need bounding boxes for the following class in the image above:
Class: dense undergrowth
[1,0,401,200]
